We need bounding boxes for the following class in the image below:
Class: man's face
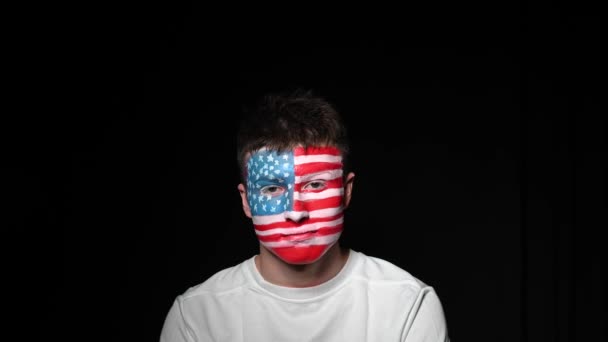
[243,146,346,264]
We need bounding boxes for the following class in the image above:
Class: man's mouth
[281,230,318,241]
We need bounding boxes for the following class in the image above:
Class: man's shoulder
[352,251,428,290]
[179,257,254,302]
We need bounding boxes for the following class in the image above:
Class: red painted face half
[245,146,345,264]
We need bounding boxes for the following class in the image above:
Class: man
[160,89,449,341]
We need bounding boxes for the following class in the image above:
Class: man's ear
[237,183,252,218]
[343,172,355,209]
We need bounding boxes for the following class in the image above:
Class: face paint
[246,146,345,264]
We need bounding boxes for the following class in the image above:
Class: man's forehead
[245,149,291,166]
[246,146,344,184]
[245,145,342,162]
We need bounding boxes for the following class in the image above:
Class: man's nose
[284,210,309,222]
[284,190,309,222]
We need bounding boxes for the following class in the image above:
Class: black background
[12,2,605,342]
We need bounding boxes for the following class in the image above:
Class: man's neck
[255,244,350,288]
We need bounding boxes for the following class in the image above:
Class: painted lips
[281,230,319,242]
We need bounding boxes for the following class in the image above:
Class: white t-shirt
[160,250,449,342]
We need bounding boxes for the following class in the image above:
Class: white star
[253,194,257,200]
[254,204,258,211]
[283,172,289,177]
[274,169,281,174]
[259,155,264,161]
[267,154,274,162]
[283,163,290,169]
[282,154,288,160]
[266,195,271,201]
[270,207,276,212]
[262,204,267,211]
[288,184,292,189]
[269,165,274,170]
[274,160,279,165]
[276,199,281,205]
[258,196,263,202]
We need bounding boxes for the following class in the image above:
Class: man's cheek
[293,196,343,212]
[248,196,290,216]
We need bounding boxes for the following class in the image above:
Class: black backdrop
[17,2,605,342]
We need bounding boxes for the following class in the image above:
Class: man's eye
[302,181,326,191]
[260,185,285,196]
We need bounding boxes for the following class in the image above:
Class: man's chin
[271,244,332,265]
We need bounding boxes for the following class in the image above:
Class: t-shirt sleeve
[160,297,195,342]
[402,287,450,342]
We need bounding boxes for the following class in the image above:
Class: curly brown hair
[236,89,350,179]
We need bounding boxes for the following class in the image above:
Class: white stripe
[255,217,343,236]
[293,188,343,201]
[294,169,343,183]
[294,154,342,164]
[252,207,343,225]
[260,232,342,248]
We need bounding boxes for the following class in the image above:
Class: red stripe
[257,225,344,242]
[294,177,343,192]
[294,162,342,176]
[292,196,342,211]
[294,146,341,156]
[254,213,344,231]
[273,245,332,263]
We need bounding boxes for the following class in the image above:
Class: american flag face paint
[245,146,345,264]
